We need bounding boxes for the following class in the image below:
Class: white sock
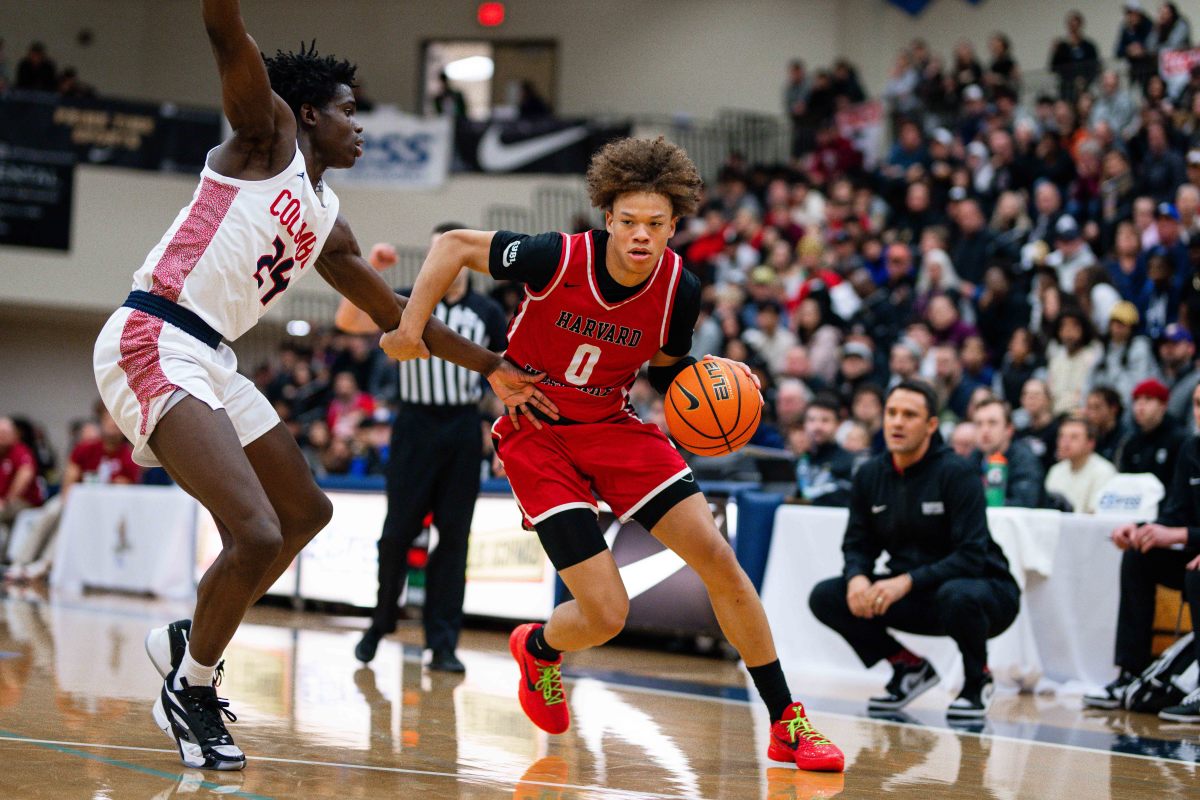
[174,643,217,691]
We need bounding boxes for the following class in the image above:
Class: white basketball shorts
[93,306,279,467]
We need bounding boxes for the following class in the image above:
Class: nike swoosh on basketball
[478,124,590,172]
[678,385,701,411]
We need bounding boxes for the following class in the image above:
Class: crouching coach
[808,380,1021,719]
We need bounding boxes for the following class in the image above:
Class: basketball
[664,359,763,456]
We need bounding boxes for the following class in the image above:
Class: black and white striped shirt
[395,287,508,406]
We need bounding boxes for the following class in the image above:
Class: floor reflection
[1,591,1197,799]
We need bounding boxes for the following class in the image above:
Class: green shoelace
[535,664,565,705]
[787,713,831,747]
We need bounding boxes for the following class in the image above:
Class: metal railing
[631,110,791,180]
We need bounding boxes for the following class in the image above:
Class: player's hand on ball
[368,242,399,271]
[487,361,559,431]
[380,326,430,362]
[703,354,762,390]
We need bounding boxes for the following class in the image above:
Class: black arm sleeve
[480,295,509,352]
[661,269,702,357]
[648,356,697,394]
[488,231,564,293]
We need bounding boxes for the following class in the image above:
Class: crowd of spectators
[668,5,1200,512]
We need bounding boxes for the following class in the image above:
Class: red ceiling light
[477,2,505,26]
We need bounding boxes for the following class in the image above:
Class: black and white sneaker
[868,659,940,711]
[947,674,995,719]
[1083,670,1136,710]
[146,619,225,687]
[152,668,245,770]
[145,619,192,679]
[1158,687,1200,723]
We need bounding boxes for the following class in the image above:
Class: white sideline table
[51,484,196,600]
[761,505,1126,691]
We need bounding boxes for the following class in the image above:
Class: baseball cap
[963,84,985,102]
[1188,149,1200,166]
[1054,214,1081,240]
[843,341,873,360]
[932,127,954,146]
[948,186,969,202]
[1157,202,1181,221]
[1108,301,1139,327]
[1132,378,1169,403]
[1161,323,1194,344]
[832,229,852,244]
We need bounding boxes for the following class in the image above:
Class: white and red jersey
[504,230,684,423]
[130,145,339,341]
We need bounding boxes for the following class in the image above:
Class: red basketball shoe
[767,702,844,772]
[509,623,569,734]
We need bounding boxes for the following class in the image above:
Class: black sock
[526,625,561,662]
[748,660,792,722]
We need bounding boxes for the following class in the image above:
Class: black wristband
[648,356,698,395]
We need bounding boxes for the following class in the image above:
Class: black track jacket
[842,438,1016,591]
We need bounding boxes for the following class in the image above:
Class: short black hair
[433,221,466,235]
[806,398,841,418]
[887,379,938,418]
[264,41,357,119]
[1089,385,1123,414]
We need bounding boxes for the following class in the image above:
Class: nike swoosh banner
[456,117,632,174]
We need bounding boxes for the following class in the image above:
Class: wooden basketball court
[1,590,1195,799]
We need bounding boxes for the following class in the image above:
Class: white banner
[1160,47,1200,98]
[337,106,451,189]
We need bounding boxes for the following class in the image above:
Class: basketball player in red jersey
[385,138,845,772]
[97,0,554,770]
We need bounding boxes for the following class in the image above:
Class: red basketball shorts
[491,413,693,526]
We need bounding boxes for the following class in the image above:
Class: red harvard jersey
[505,230,684,423]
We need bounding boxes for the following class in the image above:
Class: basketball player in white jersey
[92,0,555,770]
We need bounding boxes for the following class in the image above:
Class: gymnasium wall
[1,0,840,118]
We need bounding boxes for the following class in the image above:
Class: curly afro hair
[263,40,357,118]
[585,137,702,218]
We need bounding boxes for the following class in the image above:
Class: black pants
[1114,548,1200,674]
[809,574,1020,683]
[371,404,481,653]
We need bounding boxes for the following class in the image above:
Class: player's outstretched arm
[317,218,559,423]
[202,0,294,150]
[379,229,495,362]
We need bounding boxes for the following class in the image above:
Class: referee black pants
[372,404,481,654]
[1114,548,1200,674]
[809,574,1020,683]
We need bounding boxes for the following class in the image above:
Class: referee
[808,379,1020,719]
[337,223,508,672]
